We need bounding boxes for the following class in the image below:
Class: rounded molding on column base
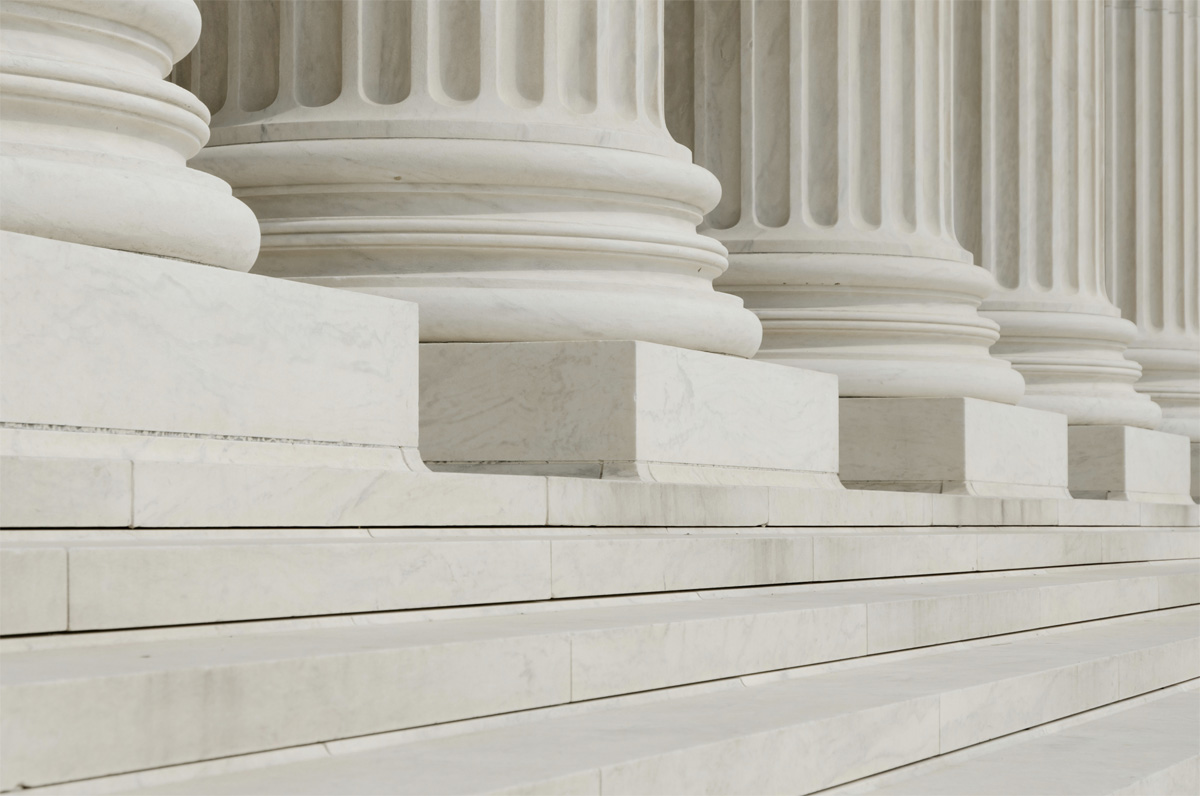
[717,253,1026,403]
[0,0,260,270]
[194,137,763,358]
[1124,342,1200,443]
[982,307,1163,430]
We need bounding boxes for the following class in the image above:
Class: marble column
[953,0,1162,429]
[0,0,259,270]
[174,0,761,358]
[1105,0,1200,497]
[670,0,1025,402]
[670,0,1069,497]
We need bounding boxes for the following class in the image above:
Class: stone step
[2,562,1195,790]
[3,527,1196,634]
[116,609,1200,795]
[842,685,1199,795]
[5,454,1198,530]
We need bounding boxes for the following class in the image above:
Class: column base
[839,398,1070,498]
[1068,426,1194,504]
[419,341,841,488]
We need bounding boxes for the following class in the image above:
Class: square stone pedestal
[1068,425,1194,504]
[839,397,1070,498]
[419,341,841,487]
[1,231,427,526]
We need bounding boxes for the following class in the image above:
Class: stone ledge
[3,454,1196,530]
[3,530,1195,634]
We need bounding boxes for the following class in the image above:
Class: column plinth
[176,0,762,358]
[0,0,259,269]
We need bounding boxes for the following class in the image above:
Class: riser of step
[110,609,1200,796]
[3,528,1196,634]
[5,456,1198,530]
[841,685,1199,795]
[2,563,1195,790]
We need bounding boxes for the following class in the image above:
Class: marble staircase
[2,496,1197,794]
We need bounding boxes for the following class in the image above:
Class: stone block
[852,689,1200,796]
[975,531,1104,571]
[839,397,1070,498]
[420,340,840,487]
[550,535,814,598]
[0,231,419,450]
[769,487,933,527]
[1068,425,1194,503]
[547,478,768,527]
[812,533,976,580]
[0,546,66,634]
[0,456,131,528]
[66,538,552,630]
[1138,501,1200,527]
[131,462,548,528]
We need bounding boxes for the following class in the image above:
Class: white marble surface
[0,0,259,269]
[1069,425,1194,503]
[768,487,934,527]
[132,463,548,528]
[0,426,421,472]
[107,608,1199,796]
[853,688,1200,795]
[1139,500,1200,527]
[5,564,1194,790]
[547,478,769,527]
[550,535,815,598]
[1057,497,1141,526]
[840,398,1070,497]
[2,527,1192,635]
[0,455,131,528]
[421,341,838,485]
[65,538,552,631]
[0,621,573,790]
[0,546,66,635]
[812,533,977,581]
[1,232,418,449]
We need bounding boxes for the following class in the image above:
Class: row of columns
[168,0,1196,446]
[4,1,1194,452]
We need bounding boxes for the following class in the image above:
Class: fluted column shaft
[1106,0,1200,442]
[0,0,259,269]
[176,0,761,358]
[671,0,1024,401]
[954,0,1161,428]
